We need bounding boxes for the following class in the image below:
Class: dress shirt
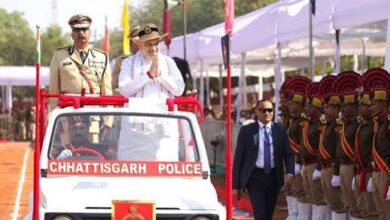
[255,121,275,169]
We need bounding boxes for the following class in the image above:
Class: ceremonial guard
[363,68,390,220]
[49,14,113,150]
[279,76,297,219]
[286,76,312,220]
[301,82,330,219]
[354,70,379,219]
[318,75,346,219]
[332,71,363,219]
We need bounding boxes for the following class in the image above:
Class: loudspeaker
[164,0,181,11]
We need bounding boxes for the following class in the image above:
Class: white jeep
[24,97,225,220]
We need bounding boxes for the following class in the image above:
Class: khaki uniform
[372,114,390,220]
[300,118,326,205]
[49,45,113,146]
[319,118,344,213]
[111,55,129,95]
[355,117,380,219]
[49,45,112,109]
[287,114,307,203]
[336,117,361,217]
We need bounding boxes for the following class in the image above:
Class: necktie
[263,125,271,173]
[80,51,87,63]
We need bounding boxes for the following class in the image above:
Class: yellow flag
[122,0,130,55]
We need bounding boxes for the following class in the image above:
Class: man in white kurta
[117,23,185,161]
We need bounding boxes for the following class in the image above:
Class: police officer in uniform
[49,14,112,108]
[318,75,346,219]
[111,26,141,95]
[49,14,113,150]
[278,77,297,219]
[354,89,379,220]
[301,82,329,219]
[286,76,312,220]
[332,71,362,220]
[364,68,390,220]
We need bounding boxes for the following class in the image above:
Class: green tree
[40,25,71,66]
[0,9,35,65]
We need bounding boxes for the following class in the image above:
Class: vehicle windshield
[49,112,199,161]
[47,112,202,177]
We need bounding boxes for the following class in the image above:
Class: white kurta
[118,52,185,99]
[117,52,184,161]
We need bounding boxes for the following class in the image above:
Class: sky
[0,0,144,38]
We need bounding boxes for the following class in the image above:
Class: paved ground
[211,174,288,220]
[0,141,287,220]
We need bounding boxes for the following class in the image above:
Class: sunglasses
[258,108,274,113]
[72,27,90,32]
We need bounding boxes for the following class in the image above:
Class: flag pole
[33,24,41,220]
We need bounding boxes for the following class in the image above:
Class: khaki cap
[138,23,167,42]
[68,14,92,28]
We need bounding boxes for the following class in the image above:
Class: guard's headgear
[362,68,390,102]
[319,75,340,105]
[332,71,361,104]
[286,76,312,104]
[280,76,294,99]
[306,82,322,108]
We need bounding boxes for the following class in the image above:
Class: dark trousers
[247,168,279,220]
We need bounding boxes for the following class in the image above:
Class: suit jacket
[233,121,294,190]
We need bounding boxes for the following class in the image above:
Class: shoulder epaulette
[336,118,343,125]
[57,46,71,51]
[91,48,106,54]
[301,112,307,119]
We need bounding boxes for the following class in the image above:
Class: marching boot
[286,196,298,220]
[332,211,348,220]
[297,202,312,220]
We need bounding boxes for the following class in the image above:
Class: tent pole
[206,70,210,108]
[274,43,282,122]
[199,60,205,105]
[385,1,390,70]
[309,0,314,80]
[219,64,224,111]
[362,39,367,72]
[335,29,341,74]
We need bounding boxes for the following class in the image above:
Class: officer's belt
[73,60,95,94]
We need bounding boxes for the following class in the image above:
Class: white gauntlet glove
[366,177,374,192]
[312,169,321,180]
[386,185,390,200]
[57,149,72,159]
[331,175,340,187]
[294,163,301,176]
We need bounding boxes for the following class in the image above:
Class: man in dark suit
[233,99,295,220]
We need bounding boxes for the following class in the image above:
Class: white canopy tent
[0,66,49,112]
[160,0,390,120]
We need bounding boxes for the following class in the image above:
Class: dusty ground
[0,142,287,220]
[0,142,34,220]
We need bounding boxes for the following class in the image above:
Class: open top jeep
[25,95,225,220]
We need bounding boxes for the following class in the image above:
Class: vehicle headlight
[191,216,212,220]
[52,215,74,220]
